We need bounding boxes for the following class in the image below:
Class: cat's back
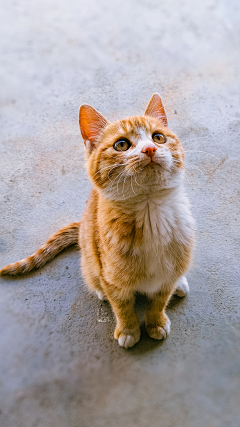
[79,188,99,248]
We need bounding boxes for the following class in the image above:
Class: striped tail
[0,222,80,276]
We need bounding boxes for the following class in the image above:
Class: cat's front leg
[145,290,172,340]
[102,281,140,348]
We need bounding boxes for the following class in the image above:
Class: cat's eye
[113,138,131,152]
[152,132,166,144]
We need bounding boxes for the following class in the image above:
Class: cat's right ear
[79,105,108,152]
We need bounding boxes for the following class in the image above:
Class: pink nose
[142,145,157,159]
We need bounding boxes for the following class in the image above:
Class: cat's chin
[140,157,173,174]
[101,172,184,203]
[144,160,161,169]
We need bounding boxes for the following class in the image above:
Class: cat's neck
[99,184,186,210]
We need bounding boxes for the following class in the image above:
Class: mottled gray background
[0,1,240,426]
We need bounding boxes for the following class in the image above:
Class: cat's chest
[135,198,187,246]
[131,197,192,293]
[133,197,192,269]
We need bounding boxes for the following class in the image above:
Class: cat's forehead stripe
[117,117,154,139]
[119,119,140,137]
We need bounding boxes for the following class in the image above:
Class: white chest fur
[132,187,194,295]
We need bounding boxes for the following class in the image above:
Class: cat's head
[79,93,185,201]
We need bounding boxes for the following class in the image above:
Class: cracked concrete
[0,0,240,426]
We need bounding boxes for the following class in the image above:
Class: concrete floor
[0,0,240,426]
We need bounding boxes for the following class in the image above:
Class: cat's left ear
[144,93,168,127]
[79,105,108,151]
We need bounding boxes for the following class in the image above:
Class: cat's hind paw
[117,328,141,348]
[96,290,108,301]
[175,276,189,297]
[146,317,171,340]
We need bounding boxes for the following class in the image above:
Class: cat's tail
[0,222,80,276]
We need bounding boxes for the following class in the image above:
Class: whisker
[138,164,149,171]
[131,175,136,195]
[184,170,193,184]
[92,164,117,178]
[134,170,141,186]
[186,165,206,178]
[116,171,126,194]
[184,150,221,161]
[108,169,126,193]
[93,163,127,178]
[108,163,128,182]
[122,173,128,198]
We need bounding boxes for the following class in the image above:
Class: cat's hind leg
[96,289,108,301]
[174,276,189,297]
[81,254,107,301]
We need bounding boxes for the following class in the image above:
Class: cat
[0,93,194,348]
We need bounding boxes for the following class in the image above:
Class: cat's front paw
[146,316,171,340]
[175,276,189,297]
[115,327,141,348]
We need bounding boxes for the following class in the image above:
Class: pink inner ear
[79,105,108,144]
[144,93,168,127]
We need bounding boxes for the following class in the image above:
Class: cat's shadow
[1,250,186,355]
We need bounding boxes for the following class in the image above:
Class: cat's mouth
[144,158,164,168]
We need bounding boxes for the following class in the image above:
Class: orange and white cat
[0,93,194,348]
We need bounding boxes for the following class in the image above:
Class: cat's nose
[141,145,157,159]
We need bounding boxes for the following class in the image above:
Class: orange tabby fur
[0,94,194,348]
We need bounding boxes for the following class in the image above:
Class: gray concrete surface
[0,0,240,426]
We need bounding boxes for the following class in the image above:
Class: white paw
[96,290,107,301]
[175,276,189,297]
[118,329,141,348]
[146,317,171,340]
